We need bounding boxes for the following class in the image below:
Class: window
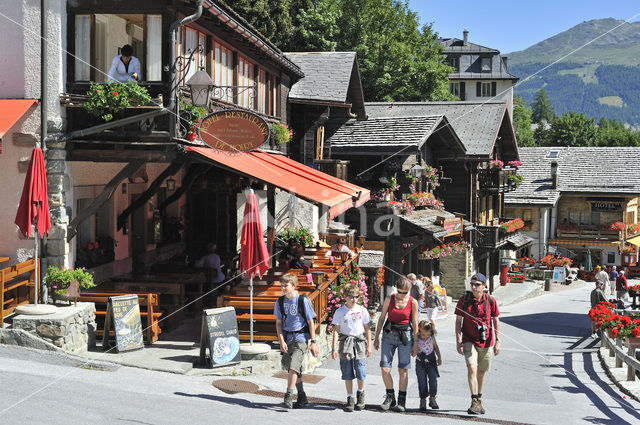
[568,211,579,225]
[257,68,267,113]
[213,42,234,103]
[480,82,492,97]
[448,56,460,71]
[237,56,255,109]
[74,14,162,82]
[269,75,278,116]
[449,82,460,98]
[481,57,491,72]
[547,150,559,158]
[180,28,207,85]
[607,252,616,263]
[591,212,600,225]
[580,211,590,226]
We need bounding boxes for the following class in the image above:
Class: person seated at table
[280,238,312,270]
[325,237,355,258]
[195,242,225,283]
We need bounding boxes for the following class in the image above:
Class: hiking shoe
[355,391,365,411]
[467,398,481,415]
[477,397,485,414]
[344,396,355,412]
[293,391,308,409]
[392,395,406,412]
[283,392,293,409]
[419,398,427,411]
[429,397,439,410]
[379,393,396,411]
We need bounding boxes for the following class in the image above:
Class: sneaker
[477,397,485,414]
[392,395,406,412]
[429,397,439,410]
[283,392,293,409]
[355,391,365,411]
[293,391,308,409]
[344,396,355,412]
[379,393,396,411]
[467,398,481,415]
[419,398,427,411]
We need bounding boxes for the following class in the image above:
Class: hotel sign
[591,202,622,212]
[198,110,270,152]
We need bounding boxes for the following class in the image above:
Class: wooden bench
[77,291,162,343]
[1,259,36,326]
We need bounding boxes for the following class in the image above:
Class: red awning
[0,99,38,154]
[188,146,370,219]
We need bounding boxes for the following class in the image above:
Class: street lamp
[186,70,214,108]
[166,178,176,191]
[410,164,425,179]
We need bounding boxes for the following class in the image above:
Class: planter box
[625,336,640,349]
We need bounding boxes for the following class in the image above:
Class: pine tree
[531,88,555,124]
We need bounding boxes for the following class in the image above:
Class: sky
[409,0,640,53]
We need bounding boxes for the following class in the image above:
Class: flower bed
[500,218,525,233]
[589,301,640,339]
[520,256,536,265]
[540,254,572,268]
[421,240,470,260]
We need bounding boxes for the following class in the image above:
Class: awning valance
[187,146,370,219]
[627,236,640,247]
[0,99,38,153]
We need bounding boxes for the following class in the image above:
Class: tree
[595,118,640,147]
[512,95,535,147]
[550,112,596,146]
[531,88,555,124]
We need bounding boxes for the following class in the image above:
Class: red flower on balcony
[608,221,625,231]
[500,218,524,233]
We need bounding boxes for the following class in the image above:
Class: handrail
[601,332,640,382]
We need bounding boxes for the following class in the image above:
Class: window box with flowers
[507,160,522,169]
[500,218,525,233]
[489,160,504,169]
[44,266,96,304]
[608,221,625,232]
[83,81,152,122]
[271,122,293,145]
[509,274,526,283]
[421,240,470,260]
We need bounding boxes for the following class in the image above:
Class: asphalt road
[1,282,639,424]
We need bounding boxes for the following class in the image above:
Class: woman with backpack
[373,276,419,412]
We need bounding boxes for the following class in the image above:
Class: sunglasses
[347,295,359,299]
[470,282,484,287]
[397,290,408,295]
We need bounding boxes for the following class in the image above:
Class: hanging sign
[198,109,270,152]
[199,307,241,368]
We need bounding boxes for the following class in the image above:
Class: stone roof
[328,115,443,150]
[505,233,534,250]
[358,250,385,269]
[284,52,357,104]
[400,209,474,239]
[439,38,499,53]
[505,147,640,206]
[365,101,508,156]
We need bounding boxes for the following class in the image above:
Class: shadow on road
[501,312,588,337]
[174,391,335,411]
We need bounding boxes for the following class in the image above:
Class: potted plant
[271,122,293,145]
[489,160,504,169]
[84,81,152,122]
[44,266,96,304]
[276,226,314,247]
[507,174,523,186]
[507,160,523,169]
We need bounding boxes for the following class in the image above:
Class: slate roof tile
[284,52,356,103]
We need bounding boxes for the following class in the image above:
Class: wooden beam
[117,161,186,230]
[67,149,177,163]
[158,164,210,212]
[67,162,145,242]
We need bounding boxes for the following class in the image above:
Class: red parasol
[239,191,269,344]
[15,147,51,306]
[15,147,51,238]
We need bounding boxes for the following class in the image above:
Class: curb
[598,346,640,402]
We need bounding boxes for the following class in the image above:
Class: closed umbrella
[239,190,269,345]
[15,147,51,305]
[584,248,593,273]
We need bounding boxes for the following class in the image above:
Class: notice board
[103,294,144,352]
[199,307,241,367]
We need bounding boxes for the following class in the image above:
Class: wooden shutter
[460,82,466,100]
[491,82,497,97]
[476,82,481,97]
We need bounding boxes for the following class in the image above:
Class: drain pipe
[169,0,203,137]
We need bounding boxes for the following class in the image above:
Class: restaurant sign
[591,201,622,213]
[198,110,270,152]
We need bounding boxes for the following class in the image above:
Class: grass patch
[597,96,624,107]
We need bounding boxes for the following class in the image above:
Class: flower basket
[44,266,96,305]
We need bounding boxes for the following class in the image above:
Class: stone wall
[440,250,471,298]
[12,303,96,354]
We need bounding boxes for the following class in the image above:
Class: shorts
[339,357,367,381]
[282,341,307,374]
[463,342,493,372]
[425,307,438,321]
[380,331,413,370]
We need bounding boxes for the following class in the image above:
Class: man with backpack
[454,273,501,415]
[274,273,318,409]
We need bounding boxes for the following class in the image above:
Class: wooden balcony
[555,226,620,241]
[475,225,511,249]
[478,168,517,193]
[314,159,349,180]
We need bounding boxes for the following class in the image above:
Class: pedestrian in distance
[408,273,425,309]
[373,276,419,412]
[590,280,607,337]
[330,283,372,412]
[616,270,628,303]
[594,266,610,297]
[415,320,442,411]
[454,273,501,415]
[424,282,444,331]
[609,266,619,297]
[274,273,319,409]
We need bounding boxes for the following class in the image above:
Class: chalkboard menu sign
[103,295,144,352]
[199,307,241,367]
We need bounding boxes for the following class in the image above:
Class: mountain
[506,18,640,128]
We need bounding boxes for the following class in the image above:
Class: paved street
[1,282,640,424]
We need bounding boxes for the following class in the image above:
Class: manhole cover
[211,379,260,394]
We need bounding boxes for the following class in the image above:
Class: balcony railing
[314,159,349,181]
[476,225,511,249]
[478,168,517,193]
[556,226,620,241]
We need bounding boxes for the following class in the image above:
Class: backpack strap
[278,296,286,325]
[298,294,309,322]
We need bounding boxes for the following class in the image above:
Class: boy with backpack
[330,283,372,412]
[454,273,500,415]
[274,273,319,409]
